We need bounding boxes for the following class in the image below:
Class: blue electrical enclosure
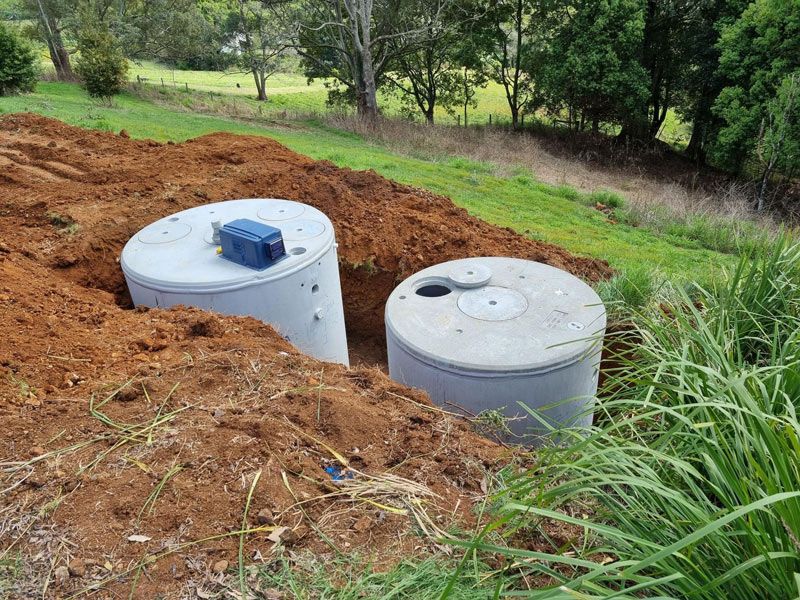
[219,218,286,270]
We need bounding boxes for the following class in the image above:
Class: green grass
[463,238,800,598]
[258,552,497,599]
[0,82,736,282]
[124,60,518,125]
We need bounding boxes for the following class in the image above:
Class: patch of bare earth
[0,114,608,598]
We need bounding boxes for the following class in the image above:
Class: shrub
[75,23,128,100]
[0,23,38,96]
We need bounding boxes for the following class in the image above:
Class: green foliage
[596,265,657,314]
[588,189,624,208]
[223,0,293,101]
[75,19,129,100]
[259,552,495,598]
[538,0,648,129]
[0,22,38,96]
[466,238,800,598]
[124,0,230,70]
[712,0,800,173]
[476,0,542,127]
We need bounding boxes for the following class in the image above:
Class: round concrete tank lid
[385,257,606,374]
[121,199,335,292]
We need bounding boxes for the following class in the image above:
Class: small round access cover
[448,263,492,288]
[138,222,192,244]
[257,202,305,221]
[282,219,326,241]
[457,286,528,321]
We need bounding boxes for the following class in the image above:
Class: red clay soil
[0,114,610,598]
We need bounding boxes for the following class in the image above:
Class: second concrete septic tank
[121,198,349,366]
[385,257,606,443]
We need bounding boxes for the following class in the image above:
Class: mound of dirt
[0,114,608,598]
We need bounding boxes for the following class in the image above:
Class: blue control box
[219,219,286,270]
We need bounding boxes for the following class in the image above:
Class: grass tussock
[458,237,800,598]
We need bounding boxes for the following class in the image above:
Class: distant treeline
[7,0,799,207]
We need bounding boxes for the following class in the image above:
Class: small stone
[211,559,228,574]
[353,516,372,532]
[281,528,298,546]
[68,558,86,578]
[256,508,274,525]
[54,565,70,586]
[30,446,45,457]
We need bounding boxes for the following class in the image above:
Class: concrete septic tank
[385,257,606,444]
[121,198,349,365]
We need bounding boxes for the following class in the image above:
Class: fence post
[489,114,492,125]
[185,82,189,92]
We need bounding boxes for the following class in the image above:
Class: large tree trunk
[358,37,378,119]
[252,69,267,101]
[686,83,715,165]
[35,0,74,81]
[46,36,74,81]
[686,117,708,166]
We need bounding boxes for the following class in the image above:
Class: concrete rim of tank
[120,199,335,293]
[384,257,606,375]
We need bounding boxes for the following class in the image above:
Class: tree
[296,0,448,119]
[448,44,488,127]
[224,0,291,101]
[479,0,542,129]
[537,0,648,132]
[25,0,76,81]
[120,0,229,70]
[75,17,129,100]
[675,0,747,163]
[384,0,480,124]
[0,22,39,95]
[711,0,800,175]
[753,73,799,211]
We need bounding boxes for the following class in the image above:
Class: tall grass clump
[596,266,659,317]
[459,238,800,598]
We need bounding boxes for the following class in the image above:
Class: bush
[75,23,128,100]
[0,23,39,96]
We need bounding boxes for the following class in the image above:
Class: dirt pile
[0,114,609,597]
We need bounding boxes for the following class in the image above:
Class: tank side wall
[125,246,349,365]
[387,327,601,444]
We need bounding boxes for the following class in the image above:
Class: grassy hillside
[0,82,731,283]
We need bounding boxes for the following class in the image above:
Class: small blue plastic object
[324,465,354,481]
[219,218,286,270]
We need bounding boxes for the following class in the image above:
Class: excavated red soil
[0,114,610,598]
